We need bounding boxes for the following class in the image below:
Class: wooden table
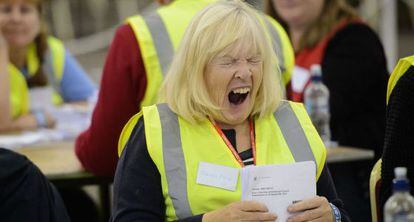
[326,146,374,163]
[16,142,374,177]
[15,141,374,221]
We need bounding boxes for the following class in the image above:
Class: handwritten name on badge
[196,162,239,191]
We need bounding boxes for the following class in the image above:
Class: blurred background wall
[43,0,414,83]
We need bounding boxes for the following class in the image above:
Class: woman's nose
[9,8,22,21]
[235,60,253,79]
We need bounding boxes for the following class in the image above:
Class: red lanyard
[210,117,257,167]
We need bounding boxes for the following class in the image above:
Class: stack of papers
[241,161,316,221]
[0,104,92,150]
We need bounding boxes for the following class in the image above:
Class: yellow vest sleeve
[387,56,414,104]
[118,111,143,156]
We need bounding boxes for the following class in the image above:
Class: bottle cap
[310,64,322,81]
[310,64,322,77]
[393,167,410,191]
[395,167,407,179]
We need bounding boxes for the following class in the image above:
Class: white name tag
[196,162,239,191]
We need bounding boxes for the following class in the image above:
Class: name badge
[196,162,239,191]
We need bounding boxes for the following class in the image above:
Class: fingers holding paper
[286,196,333,222]
[202,200,278,222]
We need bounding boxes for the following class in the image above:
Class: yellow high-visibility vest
[9,36,65,118]
[387,55,414,104]
[126,0,294,109]
[118,101,326,221]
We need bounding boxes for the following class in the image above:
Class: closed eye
[220,59,237,66]
[248,57,262,64]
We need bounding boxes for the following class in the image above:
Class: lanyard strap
[210,117,256,167]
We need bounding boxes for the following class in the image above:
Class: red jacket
[75,24,146,177]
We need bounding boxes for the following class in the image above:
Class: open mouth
[228,87,250,105]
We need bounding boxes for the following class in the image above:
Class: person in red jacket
[75,20,144,177]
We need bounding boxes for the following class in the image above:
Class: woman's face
[0,0,40,48]
[204,40,263,126]
[272,0,324,29]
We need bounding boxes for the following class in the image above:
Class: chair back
[370,159,382,222]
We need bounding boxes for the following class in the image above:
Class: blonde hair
[159,0,282,123]
[265,0,358,51]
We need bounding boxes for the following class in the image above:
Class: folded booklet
[241,161,316,221]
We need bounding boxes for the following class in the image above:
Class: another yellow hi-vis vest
[118,100,326,221]
[387,55,414,104]
[9,36,65,118]
[126,0,294,109]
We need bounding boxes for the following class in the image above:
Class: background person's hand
[287,196,333,222]
[202,200,277,222]
[43,111,56,128]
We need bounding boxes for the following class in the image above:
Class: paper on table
[0,129,66,150]
[241,161,316,222]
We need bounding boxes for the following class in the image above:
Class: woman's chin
[222,97,252,125]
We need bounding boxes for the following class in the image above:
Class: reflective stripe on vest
[263,18,285,74]
[157,103,192,218]
[9,36,65,118]
[142,13,174,76]
[127,0,216,109]
[156,101,316,219]
[274,101,315,164]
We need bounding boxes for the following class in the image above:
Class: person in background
[0,148,70,222]
[0,0,98,221]
[75,0,294,177]
[265,0,389,221]
[0,0,95,133]
[379,55,414,220]
[111,1,348,221]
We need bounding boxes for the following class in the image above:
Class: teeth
[232,87,250,94]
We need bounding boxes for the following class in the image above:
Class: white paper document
[241,161,316,222]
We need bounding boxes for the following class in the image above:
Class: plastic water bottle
[384,167,414,222]
[303,64,331,145]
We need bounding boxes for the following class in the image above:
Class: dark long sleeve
[0,149,70,222]
[380,66,414,218]
[111,118,164,221]
[322,23,388,160]
[111,118,203,222]
[317,165,350,222]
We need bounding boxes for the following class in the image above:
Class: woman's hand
[43,111,56,128]
[287,196,333,222]
[202,200,277,222]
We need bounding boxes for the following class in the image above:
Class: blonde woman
[0,0,95,132]
[112,1,348,221]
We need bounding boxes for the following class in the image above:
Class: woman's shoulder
[326,22,385,57]
[330,22,381,45]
